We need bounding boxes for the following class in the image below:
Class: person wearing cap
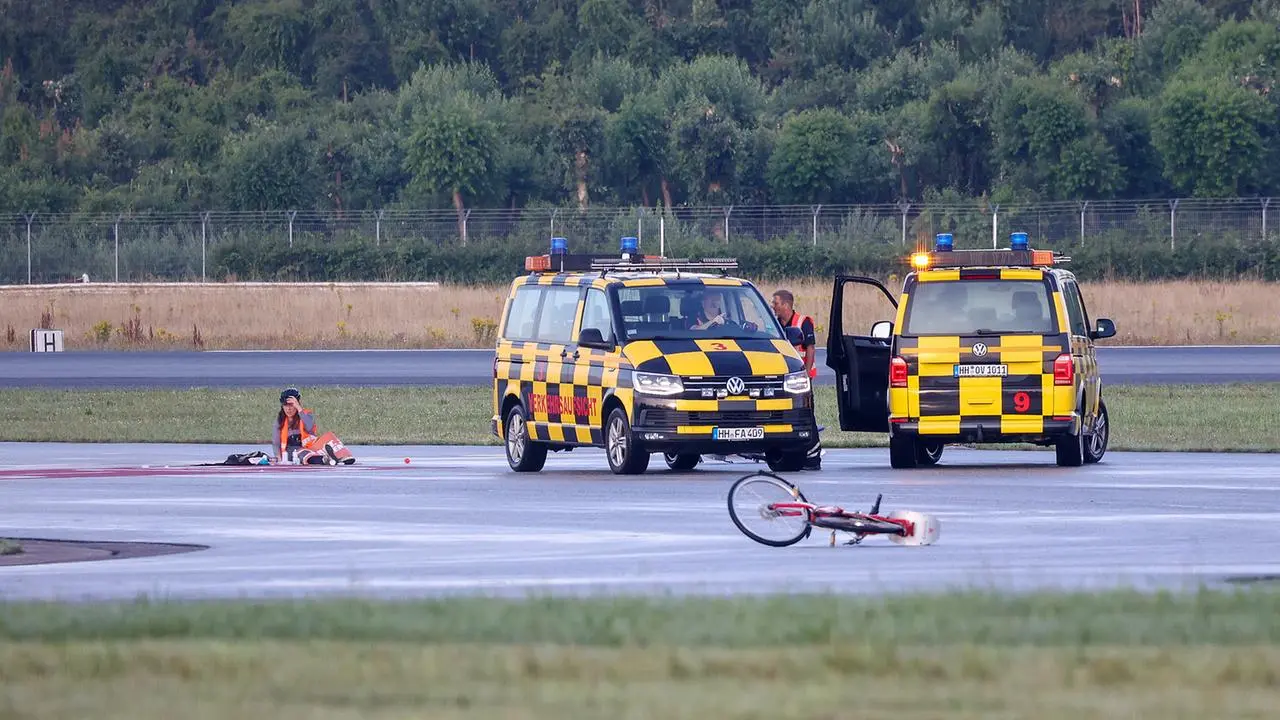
[274,388,328,464]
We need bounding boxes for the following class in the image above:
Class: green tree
[402,99,500,239]
[766,108,862,204]
[1151,78,1276,197]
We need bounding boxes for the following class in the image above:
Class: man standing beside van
[772,289,821,470]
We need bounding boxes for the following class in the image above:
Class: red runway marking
[0,465,408,480]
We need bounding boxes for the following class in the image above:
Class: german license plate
[954,364,1008,378]
[714,426,765,440]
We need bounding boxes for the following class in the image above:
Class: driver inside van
[688,290,758,332]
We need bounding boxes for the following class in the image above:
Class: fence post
[376,209,384,246]
[24,210,34,283]
[897,200,909,246]
[463,208,471,245]
[1169,199,1178,250]
[660,212,665,257]
[991,204,999,249]
[724,205,732,244]
[1263,198,1271,242]
[114,215,121,283]
[201,211,211,283]
[1079,201,1089,247]
[288,210,297,248]
[812,204,821,246]
[637,206,644,248]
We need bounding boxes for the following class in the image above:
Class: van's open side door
[825,275,898,433]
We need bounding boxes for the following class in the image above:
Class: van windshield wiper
[973,328,1002,335]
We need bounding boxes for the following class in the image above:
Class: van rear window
[903,280,1056,335]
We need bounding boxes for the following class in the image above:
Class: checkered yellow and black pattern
[889,333,1074,435]
[492,271,814,446]
[623,338,810,438]
[887,266,1090,437]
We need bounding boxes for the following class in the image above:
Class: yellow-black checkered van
[826,232,1116,469]
[492,239,818,475]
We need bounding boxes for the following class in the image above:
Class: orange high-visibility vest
[279,410,318,457]
[788,312,817,378]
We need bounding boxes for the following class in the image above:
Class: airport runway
[3,442,1278,601]
[3,345,1280,389]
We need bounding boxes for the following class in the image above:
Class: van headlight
[635,372,684,396]
[784,371,811,394]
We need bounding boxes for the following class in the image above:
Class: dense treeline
[2,0,1280,220]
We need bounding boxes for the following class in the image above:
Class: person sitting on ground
[273,388,355,465]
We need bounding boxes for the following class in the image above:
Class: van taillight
[1053,353,1073,385]
[890,356,908,387]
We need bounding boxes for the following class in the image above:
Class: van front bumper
[630,399,818,454]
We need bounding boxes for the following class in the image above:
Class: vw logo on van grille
[725,376,746,395]
[971,342,989,357]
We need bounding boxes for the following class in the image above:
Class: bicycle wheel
[727,472,812,547]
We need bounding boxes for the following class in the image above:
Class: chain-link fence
[1,197,1275,283]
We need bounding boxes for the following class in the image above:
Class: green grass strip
[1,383,1278,452]
[2,588,1278,646]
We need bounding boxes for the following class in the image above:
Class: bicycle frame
[727,470,937,548]
[764,499,912,539]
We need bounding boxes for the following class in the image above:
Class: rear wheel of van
[663,452,701,471]
[889,435,918,469]
[505,404,548,472]
[1055,417,1086,467]
[1084,400,1109,464]
[916,440,945,466]
[605,407,650,475]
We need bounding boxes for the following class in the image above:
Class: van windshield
[903,279,1057,335]
[614,284,784,341]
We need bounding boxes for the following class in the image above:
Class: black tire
[765,449,806,473]
[915,440,944,466]
[889,434,918,469]
[504,404,547,472]
[1084,399,1109,464]
[663,452,701,471]
[727,472,812,547]
[1055,416,1085,467]
[605,407,650,474]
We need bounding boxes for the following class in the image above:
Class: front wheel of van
[663,452,701,471]
[605,407,650,475]
[1084,400,1109,464]
[765,449,806,473]
[505,404,547,472]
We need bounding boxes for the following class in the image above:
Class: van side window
[580,288,614,342]
[502,285,542,341]
[535,286,582,344]
[1062,280,1088,337]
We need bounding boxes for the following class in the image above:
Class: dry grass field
[2,277,1278,350]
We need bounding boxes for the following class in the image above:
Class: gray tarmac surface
[3,346,1280,389]
[3,442,1279,602]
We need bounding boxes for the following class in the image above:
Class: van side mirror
[785,326,804,346]
[1090,318,1116,340]
[870,320,893,340]
[578,327,613,349]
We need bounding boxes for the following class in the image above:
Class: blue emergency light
[1010,232,1029,251]
[935,233,954,252]
[550,236,568,254]
[620,236,638,254]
